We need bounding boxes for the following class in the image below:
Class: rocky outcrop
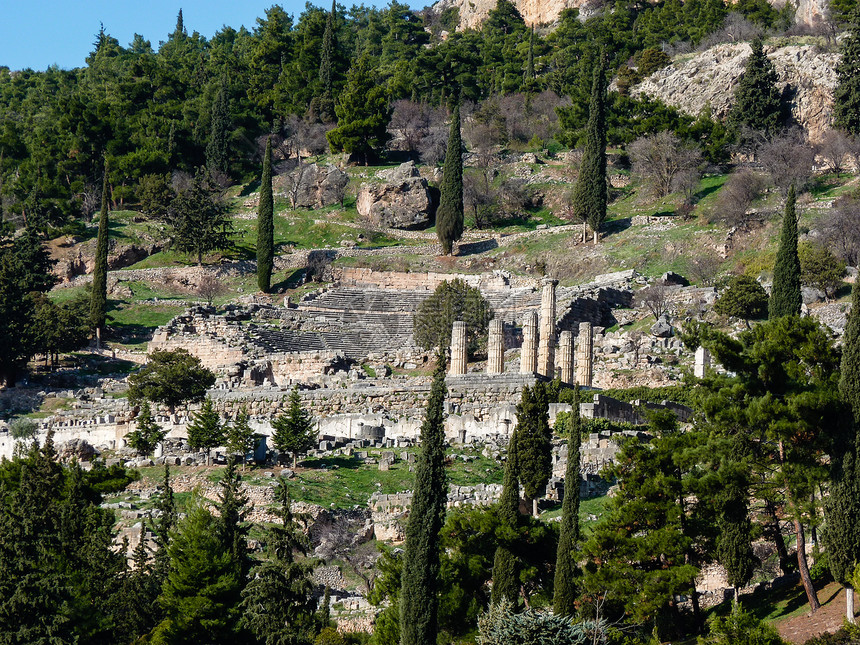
[50,237,163,283]
[274,163,349,209]
[356,162,435,230]
[631,42,839,141]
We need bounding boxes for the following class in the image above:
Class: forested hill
[0,0,817,230]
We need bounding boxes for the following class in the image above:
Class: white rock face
[631,42,839,141]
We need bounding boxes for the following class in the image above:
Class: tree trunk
[847,585,855,624]
[293,453,297,469]
[763,500,791,573]
[593,229,599,245]
[795,519,821,612]
[95,326,101,351]
[734,586,739,607]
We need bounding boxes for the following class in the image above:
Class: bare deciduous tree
[712,168,768,227]
[819,196,860,266]
[197,274,228,305]
[816,129,853,174]
[757,130,816,195]
[634,281,672,320]
[629,131,703,198]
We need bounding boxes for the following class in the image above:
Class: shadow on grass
[239,180,261,197]
[603,217,633,238]
[271,269,306,293]
[301,456,361,470]
[695,183,723,202]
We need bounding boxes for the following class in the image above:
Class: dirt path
[776,582,858,644]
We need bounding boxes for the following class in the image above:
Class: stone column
[694,345,711,379]
[487,319,505,375]
[558,330,574,384]
[520,312,538,374]
[449,321,467,375]
[537,278,558,377]
[575,322,593,387]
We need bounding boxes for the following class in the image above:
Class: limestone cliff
[630,42,839,141]
[431,0,829,30]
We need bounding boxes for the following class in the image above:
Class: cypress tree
[834,3,860,135]
[152,465,176,582]
[515,384,552,517]
[553,387,581,616]
[436,104,464,256]
[729,37,782,137]
[572,63,607,244]
[319,0,337,122]
[524,27,535,86]
[217,457,251,580]
[824,282,860,624]
[492,428,520,605]
[768,184,802,319]
[186,398,224,466]
[400,354,448,645]
[90,167,109,346]
[206,85,230,176]
[257,137,274,293]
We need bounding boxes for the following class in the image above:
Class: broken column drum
[537,278,558,377]
[520,311,538,374]
[575,322,593,387]
[449,320,467,375]
[694,345,711,379]
[558,330,574,384]
[487,319,505,375]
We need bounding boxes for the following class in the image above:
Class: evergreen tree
[834,3,860,136]
[553,387,581,616]
[729,37,782,137]
[768,184,802,319]
[206,85,231,176]
[492,429,521,605]
[515,384,552,517]
[186,397,224,465]
[153,465,176,582]
[91,167,109,345]
[116,533,161,641]
[572,63,608,244]
[151,496,242,643]
[436,104,464,256]
[272,387,317,468]
[257,136,274,293]
[167,169,234,266]
[400,355,449,645]
[226,406,256,465]
[217,458,251,581]
[824,282,860,624]
[319,0,337,122]
[326,54,390,165]
[714,275,769,328]
[127,348,216,414]
[241,478,316,645]
[126,400,167,457]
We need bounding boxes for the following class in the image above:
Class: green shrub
[698,605,787,645]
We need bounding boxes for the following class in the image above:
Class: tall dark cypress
[319,0,337,122]
[436,104,464,256]
[257,137,274,293]
[572,62,607,244]
[553,387,581,616]
[824,282,860,624]
[90,167,109,345]
[400,355,448,645]
[524,27,535,84]
[491,428,520,605]
[834,3,860,135]
[768,184,802,319]
[206,85,230,175]
[515,383,552,517]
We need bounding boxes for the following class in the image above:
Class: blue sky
[0,0,415,72]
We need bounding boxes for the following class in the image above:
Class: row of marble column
[448,278,593,386]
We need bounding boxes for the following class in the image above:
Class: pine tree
[186,398,224,465]
[769,184,802,319]
[572,63,607,244]
[126,400,167,457]
[834,4,860,136]
[206,85,230,175]
[152,465,176,582]
[515,384,552,517]
[492,428,521,605]
[116,533,160,640]
[436,104,464,256]
[167,169,234,266]
[326,54,390,165]
[226,406,256,466]
[319,0,337,122]
[152,496,242,642]
[553,387,581,616]
[271,387,317,468]
[824,282,860,624]
[240,478,316,644]
[91,167,109,345]
[729,37,782,137]
[257,137,274,293]
[400,355,448,645]
[217,458,251,581]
